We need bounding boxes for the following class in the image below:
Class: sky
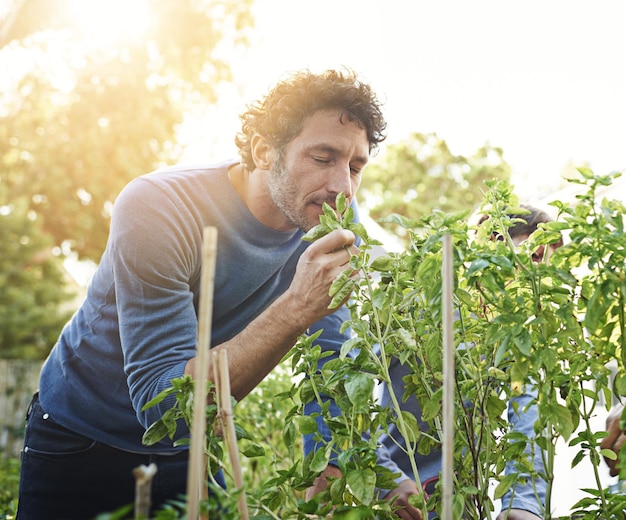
[2,0,624,202]
[184,0,626,203]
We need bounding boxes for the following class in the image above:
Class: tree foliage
[0,0,254,358]
[0,192,74,359]
[360,132,512,242]
[0,0,254,261]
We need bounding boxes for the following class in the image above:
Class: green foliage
[0,457,20,518]
[0,0,254,261]
[0,0,254,359]
[15,171,624,518]
[303,193,381,310]
[360,132,511,245]
[0,193,73,359]
[135,172,626,518]
[244,169,626,519]
[551,169,626,369]
[306,171,625,519]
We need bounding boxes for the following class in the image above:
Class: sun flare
[65,0,151,47]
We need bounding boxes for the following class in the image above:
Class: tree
[0,192,73,359]
[0,0,254,261]
[0,0,254,358]
[360,132,512,241]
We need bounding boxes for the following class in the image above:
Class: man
[17,68,386,519]
[306,205,560,520]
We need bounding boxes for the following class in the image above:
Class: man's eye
[313,157,331,164]
[531,251,543,263]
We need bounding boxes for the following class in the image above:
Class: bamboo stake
[133,463,158,520]
[217,348,249,520]
[187,227,218,520]
[441,235,455,520]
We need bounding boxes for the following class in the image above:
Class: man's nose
[327,164,353,199]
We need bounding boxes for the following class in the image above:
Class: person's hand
[496,509,541,520]
[289,228,358,322]
[305,465,342,501]
[383,478,423,520]
[600,403,626,476]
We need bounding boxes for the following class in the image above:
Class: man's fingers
[309,229,356,254]
[395,506,422,520]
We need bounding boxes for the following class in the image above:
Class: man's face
[266,109,370,233]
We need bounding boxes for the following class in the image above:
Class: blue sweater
[39,160,351,453]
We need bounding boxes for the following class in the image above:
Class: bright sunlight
[65,0,151,47]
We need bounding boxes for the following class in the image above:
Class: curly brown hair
[235,68,387,171]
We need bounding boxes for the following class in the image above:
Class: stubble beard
[267,158,317,233]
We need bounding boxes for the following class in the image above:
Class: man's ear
[250,133,274,171]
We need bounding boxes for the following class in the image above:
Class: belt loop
[25,391,39,421]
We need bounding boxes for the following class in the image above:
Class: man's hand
[383,478,423,520]
[305,465,342,501]
[186,228,359,401]
[496,510,541,520]
[601,403,626,477]
[289,228,358,323]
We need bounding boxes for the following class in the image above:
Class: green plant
[0,457,20,519]
[139,170,626,519]
[292,174,626,518]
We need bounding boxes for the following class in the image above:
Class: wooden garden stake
[187,227,218,520]
[441,235,455,520]
[133,463,157,520]
[216,348,249,520]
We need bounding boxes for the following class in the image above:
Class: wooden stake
[133,463,158,520]
[187,227,218,520]
[441,235,455,520]
[217,348,249,520]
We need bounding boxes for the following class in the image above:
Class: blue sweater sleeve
[109,178,202,429]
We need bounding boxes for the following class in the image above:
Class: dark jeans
[17,393,225,520]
